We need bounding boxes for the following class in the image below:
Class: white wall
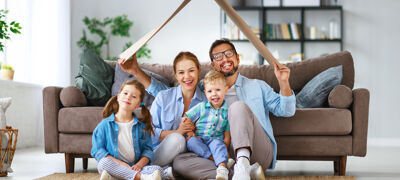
[0,80,43,149]
[70,0,400,143]
[71,0,220,83]
[339,0,400,144]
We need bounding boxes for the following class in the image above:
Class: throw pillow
[328,85,353,109]
[112,63,171,107]
[296,65,343,108]
[60,86,88,107]
[75,46,115,106]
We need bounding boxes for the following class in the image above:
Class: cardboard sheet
[121,0,282,69]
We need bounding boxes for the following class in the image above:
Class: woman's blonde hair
[173,51,201,74]
[102,80,154,135]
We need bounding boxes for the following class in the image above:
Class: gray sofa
[43,51,369,175]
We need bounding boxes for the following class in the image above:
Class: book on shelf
[287,24,293,39]
[290,23,298,40]
[265,23,302,40]
[297,24,303,39]
[281,24,291,40]
[277,24,282,39]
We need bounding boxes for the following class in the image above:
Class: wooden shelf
[221,4,343,65]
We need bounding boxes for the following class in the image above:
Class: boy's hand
[177,117,195,134]
[186,131,197,141]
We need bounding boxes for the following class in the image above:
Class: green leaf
[0,10,22,52]
[76,14,150,59]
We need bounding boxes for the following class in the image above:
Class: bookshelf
[220,2,343,65]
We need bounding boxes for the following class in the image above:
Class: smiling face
[117,85,142,112]
[210,43,240,77]
[204,80,228,109]
[174,59,200,92]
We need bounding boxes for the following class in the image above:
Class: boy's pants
[186,136,228,167]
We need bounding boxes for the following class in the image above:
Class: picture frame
[290,53,303,62]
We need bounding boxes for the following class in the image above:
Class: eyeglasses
[212,49,235,61]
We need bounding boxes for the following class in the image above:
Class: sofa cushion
[60,86,88,107]
[75,46,115,106]
[58,107,103,133]
[328,85,353,109]
[59,133,92,154]
[112,63,171,107]
[296,65,343,108]
[271,108,352,136]
[276,136,352,156]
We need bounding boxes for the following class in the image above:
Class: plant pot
[1,70,14,80]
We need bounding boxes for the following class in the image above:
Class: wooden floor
[3,146,400,180]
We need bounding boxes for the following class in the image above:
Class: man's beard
[221,66,238,77]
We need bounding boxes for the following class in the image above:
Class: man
[118,39,296,179]
[172,39,296,180]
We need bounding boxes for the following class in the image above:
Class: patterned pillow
[296,65,343,108]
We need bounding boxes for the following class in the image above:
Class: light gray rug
[36,173,356,180]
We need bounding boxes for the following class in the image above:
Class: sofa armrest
[351,88,370,156]
[43,86,63,153]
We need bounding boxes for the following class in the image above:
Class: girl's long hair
[103,80,154,135]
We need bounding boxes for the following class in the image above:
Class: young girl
[91,80,174,180]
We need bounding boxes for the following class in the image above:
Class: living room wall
[70,0,220,78]
[340,0,400,146]
[70,0,400,146]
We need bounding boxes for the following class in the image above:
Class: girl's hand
[131,163,143,172]
[131,157,149,172]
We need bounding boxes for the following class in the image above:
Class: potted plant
[77,14,151,60]
[0,9,22,81]
[0,64,13,80]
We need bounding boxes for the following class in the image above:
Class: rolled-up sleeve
[146,76,169,97]
[141,129,154,164]
[91,126,109,162]
[278,91,296,116]
[262,83,296,117]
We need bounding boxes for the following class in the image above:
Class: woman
[118,52,207,167]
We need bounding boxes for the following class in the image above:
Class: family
[91,38,296,180]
